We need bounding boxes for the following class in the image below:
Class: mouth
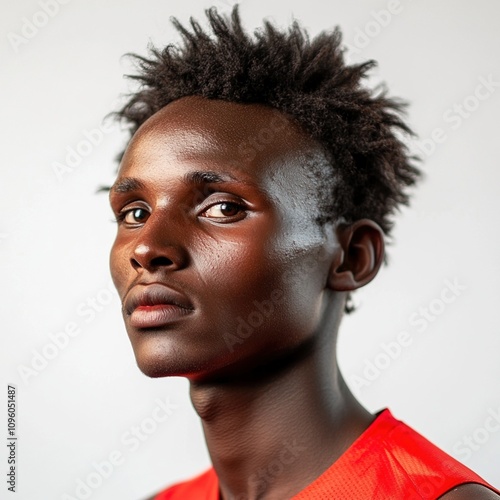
[124,283,194,328]
[130,303,193,328]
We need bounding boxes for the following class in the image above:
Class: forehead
[118,96,325,189]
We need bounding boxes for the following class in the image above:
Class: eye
[202,201,245,219]
[116,207,150,225]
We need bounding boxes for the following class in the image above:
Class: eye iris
[124,208,148,223]
[133,208,147,221]
[219,202,239,216]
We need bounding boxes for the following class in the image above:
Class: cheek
[192,235,325,351]
[193,229,283,297]
[109,238,128,294]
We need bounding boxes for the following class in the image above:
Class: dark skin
[109,96,498,500]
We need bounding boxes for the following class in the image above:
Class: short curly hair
[112,4,421,312]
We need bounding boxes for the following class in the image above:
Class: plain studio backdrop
[1,0,499,498]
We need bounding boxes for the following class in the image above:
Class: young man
[108,5,499,499]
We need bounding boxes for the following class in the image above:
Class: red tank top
[152,408,499,499]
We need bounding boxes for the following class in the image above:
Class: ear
[327,219,385,291]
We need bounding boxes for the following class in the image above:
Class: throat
[188,355,373,499]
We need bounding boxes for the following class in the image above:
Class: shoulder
[375,410,500,499]
[439,483,500,499]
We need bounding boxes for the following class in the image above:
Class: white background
[1,0,499,499]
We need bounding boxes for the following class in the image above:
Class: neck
[188,300,373,499]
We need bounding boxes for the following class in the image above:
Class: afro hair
[112,4,422,312]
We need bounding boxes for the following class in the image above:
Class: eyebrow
[110,170,241,194]
[110,177,147,193]
[184,170,239,185]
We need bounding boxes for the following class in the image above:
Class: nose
[130,212,188,273]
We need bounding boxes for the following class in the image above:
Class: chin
[136,359,172,378]
[133,346,189,378]
[127,328,276,382]
[131,341,218,380]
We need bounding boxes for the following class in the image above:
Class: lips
[124,283,194,328]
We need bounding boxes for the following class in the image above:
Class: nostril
[150,256,174,267]
[131,241,186,271]
[131,256,174,271]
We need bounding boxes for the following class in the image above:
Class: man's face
[109,95,338,381]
